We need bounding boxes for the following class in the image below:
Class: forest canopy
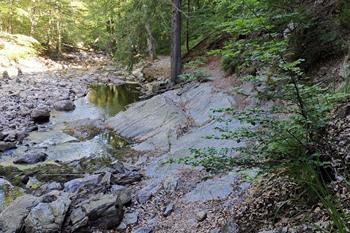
[1,0,349,71]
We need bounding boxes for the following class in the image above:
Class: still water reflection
[87,84,140,117]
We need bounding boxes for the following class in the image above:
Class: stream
[0,83,140,209]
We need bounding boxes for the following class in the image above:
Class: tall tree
[171,0,182,84]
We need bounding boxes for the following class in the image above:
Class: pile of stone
[0,160,142,233]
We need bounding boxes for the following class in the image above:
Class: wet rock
[0,141,16,152]
[132,226,153,233]
[13,152,48,164]
[31,107,50,124]
[163,203,174,217]
[64,118,104,140]
[24,192,71,233]
[68,193,124,231]
[64,174,101,193]
[54,100,76,112]
[0,195,40,233]
[195,211,207,222]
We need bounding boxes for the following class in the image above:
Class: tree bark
[186,0,190,53]
[171,0,182,84]
[145,22,157,61]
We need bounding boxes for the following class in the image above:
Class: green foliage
[178,69,209,82]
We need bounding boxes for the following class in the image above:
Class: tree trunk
[56,19,62,56]
[186,0,190,53]
[145,21,157,61]
[171,0,182,84]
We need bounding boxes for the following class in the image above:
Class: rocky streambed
[0,57,260,233]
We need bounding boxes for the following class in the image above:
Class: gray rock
[0,195,40,233]
[24,192,71,233]
[183,172,238,203]
[0,141,16,152]
[162,176,179,192]
[132,227,153,233]
[64,174,101,193]
[122,211,139,225]
[111,185,132,205]
[2,71,9,79]
[221,219,238,233]
[107,93,188,152]
[26,177,42,190]
[40,182,63,194]
[137,183,159,204]
[31,107,50,124]
[68,193,124,231]
[0,132,5,140]
[163,203,174,217]
[13,152,48,164]
[54,100,76,111]
[195,211,207,222]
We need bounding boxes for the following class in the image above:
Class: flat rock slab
[182,172,238,203]
[27,131,79,147]
[107,82,235,153]
[107,92,188,152]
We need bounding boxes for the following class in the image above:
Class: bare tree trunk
[56,19,62,56]
[171,0,182,84]
[186,0,190,53]
[145,21,156,61]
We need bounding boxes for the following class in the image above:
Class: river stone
[53,100,76,112]
[0,195,40,233]
[68,193,124,231]
[24,192,71,233]
[64,174,101,193]
[31,107,50,123]
[13,152,48,164]
[0,141,16,152]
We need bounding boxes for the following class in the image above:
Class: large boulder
[24,192,71,233]
[53,100,76,112]
[0,141,16,152]
[107,93,188,152]
[13,152,48,164]
[0,195,40,233]
[31,107,50,124]
[64,175,101,193]
[67,193,125,232]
